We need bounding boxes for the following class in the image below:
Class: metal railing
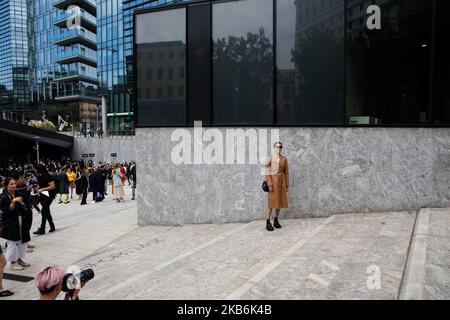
[55,46,97,63]
[55,86,98,98]
[54,28,97,44]
[56,68,98,81]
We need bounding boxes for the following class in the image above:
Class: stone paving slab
[4,195,446,300]
[425,208,450,299]
[238,212,416,300]
[78,218,325,300]
[1,186,137,300]
[399,208,450,300]
[47,212,416,300]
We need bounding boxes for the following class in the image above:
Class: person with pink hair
[35,265,85,300]
[35,265,65,300]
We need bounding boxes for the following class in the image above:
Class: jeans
[40,195,55,230]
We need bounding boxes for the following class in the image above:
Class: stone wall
[72,135,136,164]
[136,127,450,226]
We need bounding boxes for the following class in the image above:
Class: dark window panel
[433,0,450,124]
[212,0,274,124]
[135,8,187,125]
[277,0,345,125]
[346,0,432,125]
[187,3,211,124]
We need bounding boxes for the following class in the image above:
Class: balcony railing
[55,47,97,66]
[55,29,97,44]
[55,85,101,102]
[55,68,98,83]
[56,85,97,96]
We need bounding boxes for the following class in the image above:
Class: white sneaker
[91,201,96,204]
[10,263,24,271]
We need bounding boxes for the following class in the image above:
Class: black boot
[266,219,274,232]
[33,228,45,235]
[274,217,282,229]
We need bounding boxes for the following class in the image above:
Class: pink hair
[35,266,65,292]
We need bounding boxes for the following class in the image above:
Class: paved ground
[1,187,449,300]
[2,185,138,299]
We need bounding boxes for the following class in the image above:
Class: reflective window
[433,0,450,124]
[346,0,431,125]
[136,8,187,125]
[212,0,274,124]
[277,0,345,124]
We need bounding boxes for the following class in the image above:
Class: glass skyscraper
[53,0,100,131]
[29,0,100,130]
[0,0,30,119]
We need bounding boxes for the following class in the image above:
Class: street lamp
[33,136,40,164]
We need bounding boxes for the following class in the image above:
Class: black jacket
[131,165,137,183]
[90,170,105,192]
[0,190,32,242]
[79,175,88,193]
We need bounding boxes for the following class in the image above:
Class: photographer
[0,177,31,270]
[36,266,92,300]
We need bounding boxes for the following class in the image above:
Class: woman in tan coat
[264,142,289,231]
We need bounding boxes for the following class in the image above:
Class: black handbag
[262,181,269,192]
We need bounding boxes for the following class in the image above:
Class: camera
[61,269,94,292]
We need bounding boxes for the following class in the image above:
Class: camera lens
[80,269,95,283]
[61,269,94,292]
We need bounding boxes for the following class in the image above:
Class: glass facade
[29,0,61,104]
[52,0,100,129]
[135,8,186,125]
[277,0,345,124]
[212,0,273,124]
[25,0,100,129]
[0,0,30,114]
[346,0,431,125]
[135,0,450,127]
[99,0,187,135]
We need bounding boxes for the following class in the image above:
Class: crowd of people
[0,158,137,298]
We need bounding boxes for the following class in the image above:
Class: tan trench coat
[265,155,289,209]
